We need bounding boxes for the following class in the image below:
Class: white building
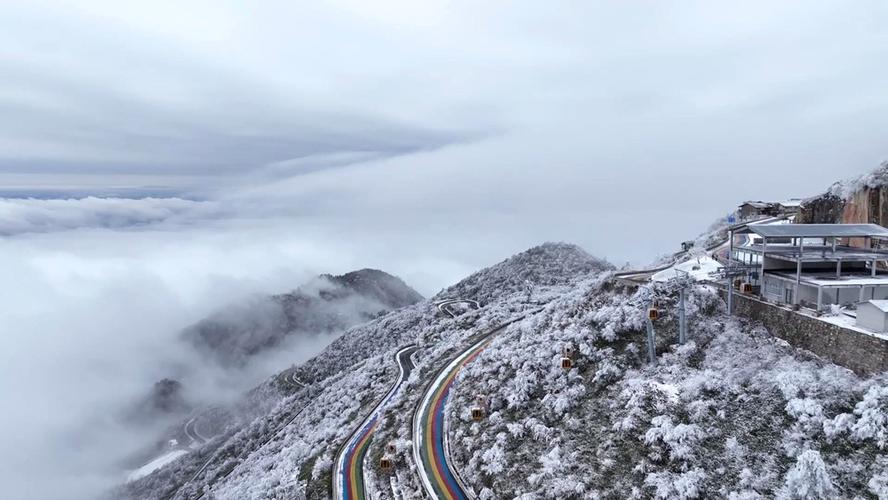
[728,223,888,311]
[857,300,888,333]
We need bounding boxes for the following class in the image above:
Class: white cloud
[0,218,421,500]
[0,197,220,235]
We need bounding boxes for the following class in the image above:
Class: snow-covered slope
[115,243,608,500]
[797,160,888,225]
[651,256,721,283]
[447,277,888,498]
[825,160,888,200]
[116,242,888,500]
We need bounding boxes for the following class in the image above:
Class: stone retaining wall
[722,290,888,376]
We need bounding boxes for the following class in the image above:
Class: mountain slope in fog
[119,238,888,499]
[118,242,606,499]
[183,269,423,366]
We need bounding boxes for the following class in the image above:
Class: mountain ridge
[183,268,423,366]
[118,233,888,498]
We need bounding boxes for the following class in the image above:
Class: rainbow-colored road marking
[338,417,378,498]
[333,345,416,500]
[414,337,493,499]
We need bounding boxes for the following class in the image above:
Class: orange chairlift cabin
[471,394,487,421]
[560,343,575,369]
[647,298,661,321]
[379,455,393,472]
[648,306,660,321]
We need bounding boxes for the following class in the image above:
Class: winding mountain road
[412,309,541,500]
[280,367,307,389]
[183,414,210,447]
[333,345,418,500]
[413,335,492,499]
[436,299,481,319]
[332,298,483,499]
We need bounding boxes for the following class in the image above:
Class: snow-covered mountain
[447,277,885,498]
[184,269,424,366]
[115,239,888,499]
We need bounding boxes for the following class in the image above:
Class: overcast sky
[0,1,886,266]
[1,3,888,498]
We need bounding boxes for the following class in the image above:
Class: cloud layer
[1,2,887,499]
[0,197,220,235]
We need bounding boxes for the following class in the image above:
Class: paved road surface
[183,414,210,447]
[333,345,418,500]
[412,310,541,500]
[280,367,307,389]
[436,299,481,319]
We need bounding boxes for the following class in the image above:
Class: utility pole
[678,288,687,344]
[728,227,734,316]
[727,279,733,316]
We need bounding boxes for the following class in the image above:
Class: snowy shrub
[526,418,554,441]
[822,412,855,440]
[783,398,827,455]
[644,415,704,462]
[849,385,888,448]
[724,437,747,463]
[310,453,332,480]
[779,450,835,500]
[644,468,706,499]
[478,488,495,500]
[480,438,507,475]
[868,456,888,499]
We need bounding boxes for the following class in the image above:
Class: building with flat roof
[857,300,888,333]
[729,223,888,311]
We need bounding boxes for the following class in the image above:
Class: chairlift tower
[640,286,660,365]
[678,287,687,344]
[672,270,692,345]
[710,262,759,316]
[645,314,657,365]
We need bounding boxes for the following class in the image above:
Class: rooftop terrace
[743,243,888,263]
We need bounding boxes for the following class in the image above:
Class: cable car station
[729,223,888,311]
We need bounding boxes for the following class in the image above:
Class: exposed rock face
[797,193,845,224]
[798,162,888,246]
[839,186,888,226]
[183,269,423,366]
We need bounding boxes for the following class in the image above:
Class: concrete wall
[722,290,888,376]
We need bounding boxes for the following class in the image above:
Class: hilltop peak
[440,241,613,303]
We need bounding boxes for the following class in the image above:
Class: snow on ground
[651,255,721,282]
[115,243,608,500]
[127,450,189,482]
[817,310,888,341]
[447,277,888,498]
[114,242,888,499]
